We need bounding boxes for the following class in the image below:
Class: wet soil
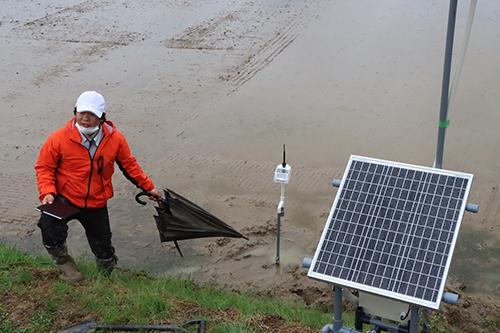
[1,0,499,331]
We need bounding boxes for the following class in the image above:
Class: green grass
[3,242,497,332]
[0,243,344,332]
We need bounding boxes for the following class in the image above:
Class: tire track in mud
[291,168,338,193]
[221,2,312,94]
[12,0,145,45]
[227,24,300,94]
[9,0,147,87]
[0,172,40,238]
[158,152,342,198]
[162,12,243,51]
[161,1,312,94]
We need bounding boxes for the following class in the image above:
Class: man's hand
[42,194,55,205]
[147,188,162,201]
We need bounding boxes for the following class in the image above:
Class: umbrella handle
[135,192,172,215]
[135,191,169,206]
[135,191,157,205]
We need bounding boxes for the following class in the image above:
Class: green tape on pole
[439,119,450,128]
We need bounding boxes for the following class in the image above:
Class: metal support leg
[333,285,344,332]
[409,305,420,333]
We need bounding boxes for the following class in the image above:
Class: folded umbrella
[136,188,248,256]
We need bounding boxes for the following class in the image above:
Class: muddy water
[1,0,499,301]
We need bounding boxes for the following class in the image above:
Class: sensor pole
[274,144,291,265]
[276,189,284,265]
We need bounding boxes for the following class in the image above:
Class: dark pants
[37,197,115,260]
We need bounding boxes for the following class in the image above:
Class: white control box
[273,164,291,184]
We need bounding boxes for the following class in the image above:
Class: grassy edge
[0,243,352,332]
[5,243,496,332]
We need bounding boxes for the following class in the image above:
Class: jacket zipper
[70,138,95,209]
[85,150,94,209]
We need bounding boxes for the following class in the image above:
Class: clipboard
[37,200,80,220]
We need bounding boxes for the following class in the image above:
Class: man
[35,91,162,282]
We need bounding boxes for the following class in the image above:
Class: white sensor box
[273,164,291,184]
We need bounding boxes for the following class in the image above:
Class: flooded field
[1,0,499,315]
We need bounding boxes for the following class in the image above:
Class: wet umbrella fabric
[136,189,247,256]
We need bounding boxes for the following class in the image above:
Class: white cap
[75,91,106,118]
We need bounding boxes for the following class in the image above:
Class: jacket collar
[66,118,115,140]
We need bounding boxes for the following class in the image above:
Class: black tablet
[36,200,79,220]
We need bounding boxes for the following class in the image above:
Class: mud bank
[1,0,499,330]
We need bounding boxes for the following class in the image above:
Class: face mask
[76,122,100,135]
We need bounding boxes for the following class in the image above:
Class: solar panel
[308,155,473,310]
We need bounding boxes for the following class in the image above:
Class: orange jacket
[35,119,154,209]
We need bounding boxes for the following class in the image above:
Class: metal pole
[276,208,283,264]
[276,183,285,265]
[333,286,344,333]
[409,305,420,333]
[435,0,458,169]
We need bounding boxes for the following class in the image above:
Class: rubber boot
[46,244,84,283]
[96,255,118,278]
